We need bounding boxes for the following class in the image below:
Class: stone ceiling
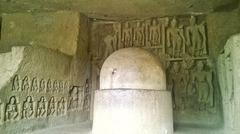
[0,0,239,20]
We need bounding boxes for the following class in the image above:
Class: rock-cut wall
[0,11,91,134]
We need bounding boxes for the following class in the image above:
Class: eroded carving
[133,21,145,47]
[36,97,46,118]
[68,86,79,110]
[149,19,160,46]
[22,96,34,119]
[31,77,38,92]
[46,79,52,92]
[53,80,58,92]
[22,76,30,91]
[83,79,90,111]
[47,97,55,116]
[122,22,133,48]
[186,16,207,56]
[192,60,214,110]
[57,97,66,116]
[167,18,185,58]
[5,96,19,121]
[39,79,46,92]
[12,75,20,91]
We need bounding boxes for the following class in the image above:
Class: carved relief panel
[90,15,221,126]
[0,75,89,126]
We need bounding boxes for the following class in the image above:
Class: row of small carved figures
[0,94,90,123]
[12,75,70,93]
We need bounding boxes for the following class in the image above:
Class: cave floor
[30,121,224,134]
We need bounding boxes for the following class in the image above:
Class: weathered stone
[0,11,80,55]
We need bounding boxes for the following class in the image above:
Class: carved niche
[90,15,221,126]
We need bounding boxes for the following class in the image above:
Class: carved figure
[31,77,38,92]
[133,21,145,47]
[68,86,79,110]
[160,18,169,54]
[168,62,188,110]
[149,19,160,46]
[39,79,46,92]
[46,79,52,92]
[12,75,20,91]
[167,18,185,58]
[47,97,55,116]
[53,80,58,92]
[64,81,69,91]
[122,22,132,48]
[5,96,19,121]
[103,34,117,59]
[192,61,214,110]
[57,97,66,115]
[22,76,30,91]
[84,79,90,111]
[112,23,121,50]
[59,81,64,92]
[22,96,34,119]
[37,97,46,118]
[186,16,207,56]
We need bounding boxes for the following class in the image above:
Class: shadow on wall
[214,0,239,12]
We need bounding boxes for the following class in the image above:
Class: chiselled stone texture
[0,11,80,55]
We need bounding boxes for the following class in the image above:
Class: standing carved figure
[84,79,90,111]
[169,62,188,110]
[39,79,46,92]
[47,97,55,116]
[46,79,52,92]
[112,23,121,50]
[5,96,19,121]
[186,16,207,56]
[149,19,160,46]
[68,87,79,110]
[133,21,145,47]
[192,61,214,111]
[12,75,20,91]
[59,81,64,92]
[37,97,46,117]
[53,80,59,92]
[22,76,30,91]
[103,33,117,60]
[22,96,34,119]
[122,22,132,48]
[167,18,185,58]
[31,77,38,92]
[57,97,66,115]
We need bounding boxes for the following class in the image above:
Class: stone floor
[30,121,92,134]
[30,121,225,134]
